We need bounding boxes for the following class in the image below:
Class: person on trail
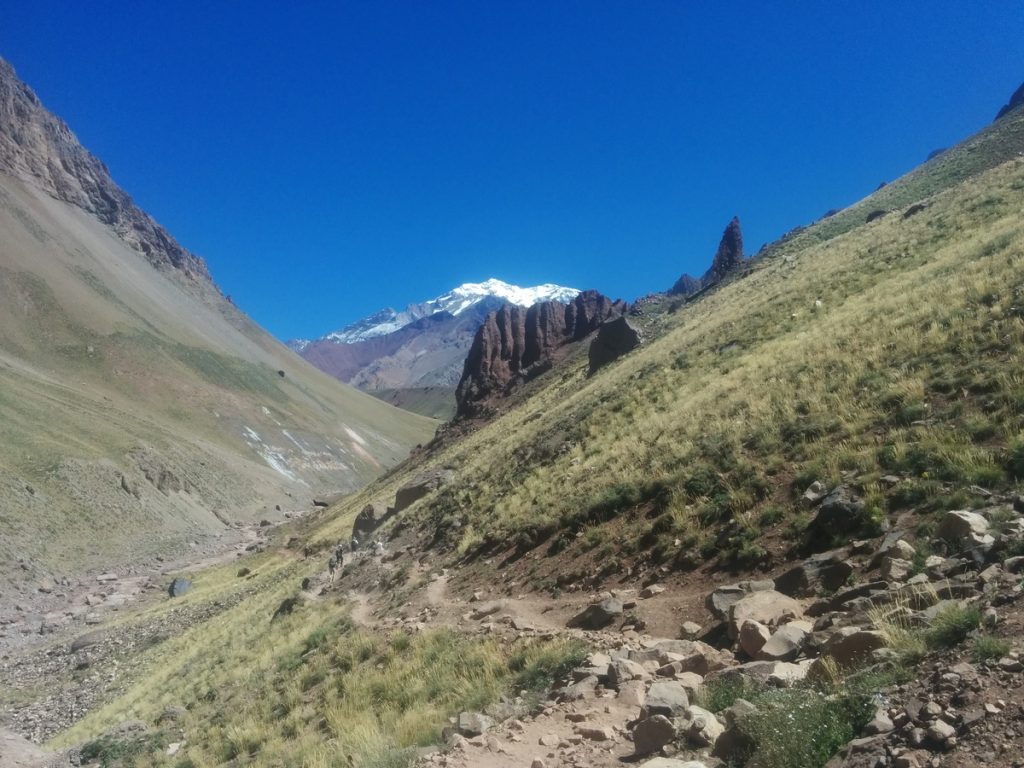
[328,542,345,583]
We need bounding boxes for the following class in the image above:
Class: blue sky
[2,2,1022,340]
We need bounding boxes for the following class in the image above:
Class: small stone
[640,584,666,599]
[531,760,546,768]
[538,733,559,747]
[577,724,615,741]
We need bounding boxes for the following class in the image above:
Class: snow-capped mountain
[289,278,580,419]
[292,279,579,348]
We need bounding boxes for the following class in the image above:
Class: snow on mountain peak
[296,278,580,346]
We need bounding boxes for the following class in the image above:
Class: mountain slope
[0,59,435,587]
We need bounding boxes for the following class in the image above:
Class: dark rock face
[455,290,626,418]
[588,316,642,374]
[701,216,745,286]
[0,57,210,286]
[668,273,701,297]
[995,81,1024,121]
[393,468,454,512]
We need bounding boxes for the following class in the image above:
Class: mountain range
[289,278,580,418]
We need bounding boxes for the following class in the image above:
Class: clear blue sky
[2,2,1022,340]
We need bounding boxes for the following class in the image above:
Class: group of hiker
[326,535,386,583]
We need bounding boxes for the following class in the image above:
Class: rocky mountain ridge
[670,216,746,298]
[455,289,627,418]
[0,58,212,291]
[292,279,581,418]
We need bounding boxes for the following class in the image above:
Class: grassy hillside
[0,173,435,583]
[41,106,1024,768]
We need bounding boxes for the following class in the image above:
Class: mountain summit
[292,279,580,348]
[291,279,580,417]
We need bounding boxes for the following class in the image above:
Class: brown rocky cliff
[455,290,626,418]
[0,57,212,286]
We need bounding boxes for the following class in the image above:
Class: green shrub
[509,638,588,694]
[926,604,982,648]
[971,635,1011,663]
[697,675,765,712]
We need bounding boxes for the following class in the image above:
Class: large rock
[936,510,990,541]
[352,501,392,541]
[682,705,724,747]
[567,598,623,630]
[706,580,774,621]
[588,316,642,374]
[393,469,454,512]
[639,760,709,768]
[738,620,771,658]
[455,290,627,418]
[822,628,886,667]
[455,711,493,737]
[727,590,802,640]
[775,551,854,596]
[632,714,676,755]
[756,624,807,662]
[803,485,870,553]
[168,578,192,598]
[642,681,690,718]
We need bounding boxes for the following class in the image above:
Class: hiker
[328,542,345,583]
[350,535,360,551]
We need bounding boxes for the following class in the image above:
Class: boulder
[642,681,690,718]
[588,316,642,374]
[822,629,886,667]
[936,510,990,541]
[352,501,392,540]
[567,598,623,630]
[69,630,104,653]
[880,557,913,582]
[727,590,802,639]
[803,485,870,553]
[393,469,454,512]
[774,551,854,596]
[632,714,676,755]
[756,624,807,662]
[639,760,710,768]
[683,705,724,747]
[706,580,774,621]
[738,619,771,658]
[608,659,649,688]
[167,578,192,598]
[456,711,493,737]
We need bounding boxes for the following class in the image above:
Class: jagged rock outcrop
[455,290,626,418]
[668,273,701,297]
[995,81,1024,121]
[588,316,642,374]
[701,216,745,286]
[668,217,745,297]
[0,57,211,286]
